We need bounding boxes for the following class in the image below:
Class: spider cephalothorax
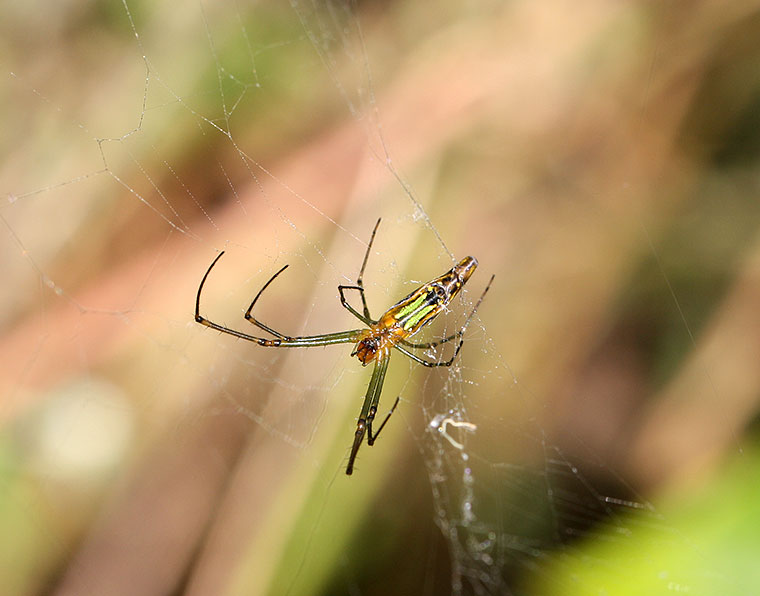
[352,332,381,365]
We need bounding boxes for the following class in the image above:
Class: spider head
[352,332,380,365]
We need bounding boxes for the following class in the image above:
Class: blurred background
[3,0,760,594]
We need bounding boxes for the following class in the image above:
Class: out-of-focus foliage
[3,0,760,595]
[532,445,760,595]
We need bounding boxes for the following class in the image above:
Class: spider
[194,219,493,475]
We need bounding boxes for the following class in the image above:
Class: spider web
[2,1,760,595]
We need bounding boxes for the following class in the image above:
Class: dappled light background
[3,1,760,595]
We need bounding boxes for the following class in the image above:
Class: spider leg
[394,344,461,367]
[195,251,363,347]
[400,332,461,350]
[243,263,299,338]
[367,396,400,446]
[346,353,390,475]
[356,218,381,320]
[338,285,374,325]
[336,218,381,325]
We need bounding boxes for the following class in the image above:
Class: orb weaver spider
[194,219,493,475]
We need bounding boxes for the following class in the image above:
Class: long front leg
[337,219,382,325]
[354,218,381,321]
[196,252,363,347]
[338,284,374,325]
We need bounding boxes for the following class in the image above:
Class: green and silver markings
[393,291,437,332]
[390,256,479,335]
[402,303,436,331]
[195,220,493,476]
[395,292,427,319]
